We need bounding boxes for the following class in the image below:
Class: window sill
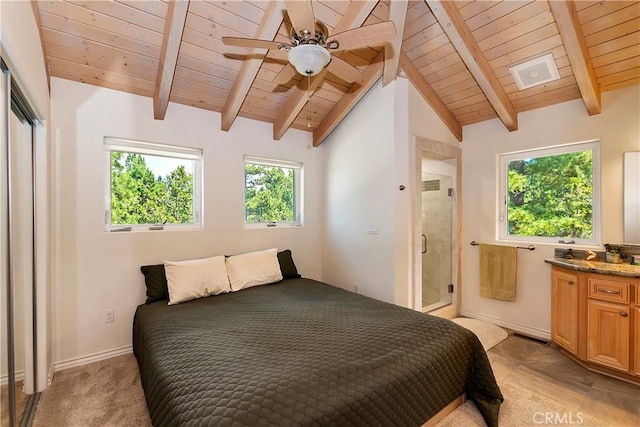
[496,239,602,250]
[105,225,202,233]
[244,223,302,230]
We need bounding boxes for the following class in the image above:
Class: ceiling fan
[222,0,396,85]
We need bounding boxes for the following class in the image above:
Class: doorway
[421,164,455,312]
[412,137,461,318]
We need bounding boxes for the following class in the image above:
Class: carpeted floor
[32,354,151,427]
[1,380,28,426]
[32,333,639,427]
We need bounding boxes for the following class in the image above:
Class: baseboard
[47,364,54,386]
[53,345,132,372]
[460,310,551,341]
[0,369,24,387]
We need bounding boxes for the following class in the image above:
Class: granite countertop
[545,257,640,278]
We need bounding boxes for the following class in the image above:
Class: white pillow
[226,248,283,292]
[164,256,230,305]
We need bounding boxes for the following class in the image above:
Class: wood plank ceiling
[33,0,640,145]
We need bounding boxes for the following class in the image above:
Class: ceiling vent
[508,53,560,90]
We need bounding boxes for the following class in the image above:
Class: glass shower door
[421,172,453,312]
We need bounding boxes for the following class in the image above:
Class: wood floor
[476,333,639,427]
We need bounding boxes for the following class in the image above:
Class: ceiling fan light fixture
[288,44,331,76]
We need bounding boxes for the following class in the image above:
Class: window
[244,156,302,227]
[498,141,600,245]
[104,138,202,231]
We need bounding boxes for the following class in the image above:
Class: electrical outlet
[104,309,114,323]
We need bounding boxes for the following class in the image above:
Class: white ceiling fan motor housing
[288,44,331,76]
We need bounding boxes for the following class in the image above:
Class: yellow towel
[479,244,517,301]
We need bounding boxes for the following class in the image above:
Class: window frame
[243,155,303,228]
[104,137,203,232]
[497,140,601,246]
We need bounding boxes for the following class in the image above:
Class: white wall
[1,0,52,391]
[460,85,640,338]
[321,77,460,308]
[321,79,398,303]
[392,79,412,307]
[51,78,323,365]
[0,1,50,119]
[409,82,460,146]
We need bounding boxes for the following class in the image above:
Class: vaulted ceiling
[32,1,640,145]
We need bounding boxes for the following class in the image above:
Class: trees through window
[244,156,302,226]
[105,138,202,231]
[499,141,600,245]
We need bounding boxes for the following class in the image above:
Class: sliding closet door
[1,59,38,427]
[10,107,35,402]
[1,101,34,427]
[1,59,13,427]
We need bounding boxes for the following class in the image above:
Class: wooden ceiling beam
[222,0,284,131]
[336,0,381,35]
[399,51,462,142]
[425,0,518,131]
[273,0,378,141]
[549,0,601,115]
[153,0,189,120]
[273,69,328,140]
[313,51,384,147]
[383,0,408,86]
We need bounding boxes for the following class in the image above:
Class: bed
[133,277,503,427]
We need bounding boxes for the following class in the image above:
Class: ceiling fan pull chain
[307,75,312,128]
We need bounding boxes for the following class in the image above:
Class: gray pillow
[140,264,168,304]
[277,249,301,279]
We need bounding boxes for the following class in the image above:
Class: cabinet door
[587,300,630,371]
[551,269,579,354]
[635,308,640,376]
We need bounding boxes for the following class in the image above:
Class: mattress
[133,278,502,426]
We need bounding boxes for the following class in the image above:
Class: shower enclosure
[421,164,455,312]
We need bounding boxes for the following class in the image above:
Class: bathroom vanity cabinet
[548,261,640,383]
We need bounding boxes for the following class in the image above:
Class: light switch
[367,225,379,235]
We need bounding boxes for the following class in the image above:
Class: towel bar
[470,241,535,251]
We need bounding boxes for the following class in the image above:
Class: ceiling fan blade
[274,63,298,86]
[285,0,315,38]
[328,21,396,52]
[222,37,282,50]
[327,56,361,83]
[267,49,289,61]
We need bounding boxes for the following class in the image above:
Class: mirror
[624,152,640,244]
[1,61,38,427]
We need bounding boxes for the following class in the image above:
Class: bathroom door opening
[421,160,456,313]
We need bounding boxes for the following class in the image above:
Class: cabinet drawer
[588,278,629,303]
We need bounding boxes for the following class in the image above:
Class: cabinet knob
[567,280,574,285]
[620,312,628,317]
